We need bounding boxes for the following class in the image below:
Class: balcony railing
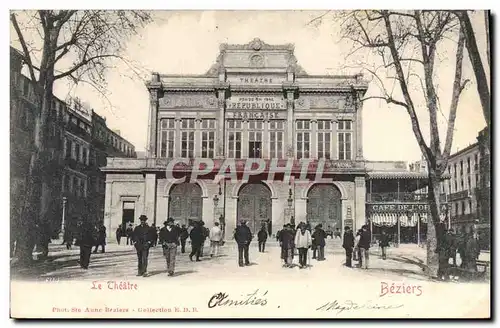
[367,192,428,203]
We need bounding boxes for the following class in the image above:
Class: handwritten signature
[316,300,404,314]
[208,289,268,308]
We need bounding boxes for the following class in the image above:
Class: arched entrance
[306,184,342,232]
[237,183,272,235]
[168,183,203,226]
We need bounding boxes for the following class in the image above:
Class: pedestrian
[150,224,158,247]
[126,224,133,245]
[63,227,73,250]
[354,229,362,265]
[200,221,209,257]
[132,215,154,277]
[234,220,252,267]
[179,224,189,253]
[76,221,95,270]
[311,225,318,260]
[457,226,467,268]
[209,222,223,257]
[342,226,355,267]
[446,229,458,266]
[257,224,268,253]
[159,218,180,276]
[294,222,312,269]
[279,224,294,268]
[312,224,327,261]
[116,224,122,245]
[93,224,106,253]
[379,230,390,260]
[358,225,371,269]
[189,221,204,262]
[334,228,341,239]
[463,226,480,273]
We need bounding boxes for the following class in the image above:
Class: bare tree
[335,10,468,278]
[453,10,490,129]
[10,10,152,263]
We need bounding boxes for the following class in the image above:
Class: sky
[14,10,488,162]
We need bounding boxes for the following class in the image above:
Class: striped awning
[370,213,428,227]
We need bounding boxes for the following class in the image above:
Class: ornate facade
[103,38,370,236]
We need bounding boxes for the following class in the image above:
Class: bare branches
[10,13,38,87]
[306,10,331,26]
[442,27,467,166]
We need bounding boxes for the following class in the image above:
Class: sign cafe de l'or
[368,204,430,213]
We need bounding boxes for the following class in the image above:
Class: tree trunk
[425,169,443,278]
[456,11,490,127]
[16,74,56,264]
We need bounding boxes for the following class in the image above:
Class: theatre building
[102,38,370,236]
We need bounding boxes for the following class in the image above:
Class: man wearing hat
[132,215,154,277]
[234,220,253,267]
[159,218,180,276]
[342,226,355,268]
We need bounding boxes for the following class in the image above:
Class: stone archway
[306,184,342,232]
[237,183,272,235]
[168,182,203,226]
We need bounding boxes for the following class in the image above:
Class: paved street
[11,237,489,283]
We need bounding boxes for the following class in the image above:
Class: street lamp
[61,196,67,237]
[287,188,294,226]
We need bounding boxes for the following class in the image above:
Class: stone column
[174,118,182,157]
[285,88,296,158]
[195,118,202,157]
[310,119,317,159]
[146,74,162,158]
[332,119,338,160]
[263,119,269,158]
[215,81,228,159]
[104,180,113,241]
[143,174,157,224]
[355,91,364,160]
[355,176,366,231]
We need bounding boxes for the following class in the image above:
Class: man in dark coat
[76,221,95,270]
[126,224,134,245]
[342,226,355,267]
[312,224,327,261]
[132,215,154,277]
[279,224,295,267]
[179,224,189,253]
[200,222,209,257]
[189,221,204,262]
[116,224,122,245]
[379,230,390,260]
[234,220,252,267]
[159,218,180,276]
[446,229,457,267]
[150,224,158,247]
[257,224,268,253]
[93,224,106,253]
[358,225,371,269]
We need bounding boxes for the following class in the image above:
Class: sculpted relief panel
[295,95,354,111]
[159,94,218,109]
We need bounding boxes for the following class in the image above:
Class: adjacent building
[10,46,136,240]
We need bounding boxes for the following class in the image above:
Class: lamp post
[61,196,67,238]
[287,188,294,226]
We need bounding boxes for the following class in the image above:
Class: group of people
[437,225,481,280]
[274,222,327,269]
[342,225,372,269]
[112,216,224,277]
